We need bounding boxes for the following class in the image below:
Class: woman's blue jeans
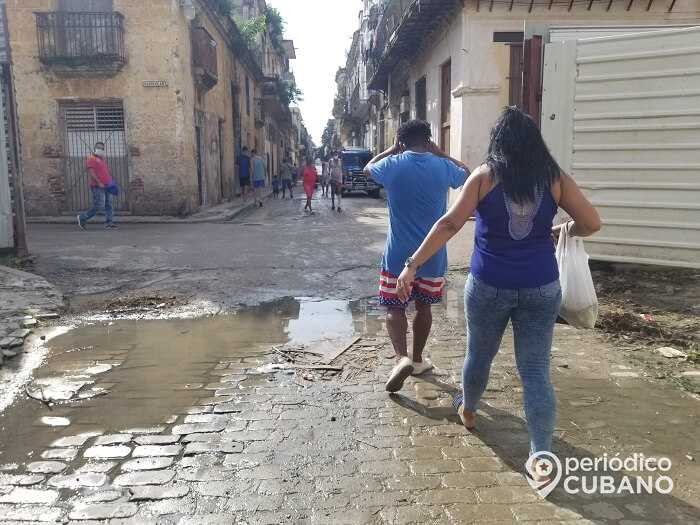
[462,273,561,455]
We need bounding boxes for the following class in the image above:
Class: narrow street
[25,192,391,313]
[0,190,698,524]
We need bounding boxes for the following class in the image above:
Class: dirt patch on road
[91,293,188,315]
[592,262,699,392]
[593,263,699,347]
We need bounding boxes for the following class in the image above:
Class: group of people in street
[233,148,347,214]
[236,146,268,207]
[366,107,601,482]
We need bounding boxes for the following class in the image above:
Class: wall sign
[143,81,168,87]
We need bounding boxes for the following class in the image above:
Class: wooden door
[440,60,451,154]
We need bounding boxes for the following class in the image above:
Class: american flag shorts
[378,269,444,308]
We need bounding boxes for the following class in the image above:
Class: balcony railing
[349,83,360,111]
[192,27,218,90]
[36,12,126,68]
[366,0,413,88]
[367,0,461,90]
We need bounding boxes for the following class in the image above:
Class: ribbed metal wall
[544,26,700,269]
[0,2,12,250]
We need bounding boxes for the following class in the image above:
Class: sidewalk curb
[25,192,273,225]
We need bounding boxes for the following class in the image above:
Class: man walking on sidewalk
[364,120,468,392]
[251,149,266,207]
[77,142,118,230]
[280,158,293,199]
[237,146,252,203]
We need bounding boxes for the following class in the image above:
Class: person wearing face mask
[77,141,118,230]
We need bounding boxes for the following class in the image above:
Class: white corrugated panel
[0,75,10,250]
[546,26,700,269]
[548,25,694,43]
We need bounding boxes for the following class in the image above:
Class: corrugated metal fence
[0,2,13,250]
[543,26,700,269]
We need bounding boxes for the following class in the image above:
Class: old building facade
[344,0,699,267]
[333,0,379,152]
[232,0,299,175]
[6,0,302,217]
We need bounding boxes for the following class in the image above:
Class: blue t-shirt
[369,151,467,277]
[237,154,251,179]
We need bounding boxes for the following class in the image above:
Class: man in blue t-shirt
[365,119,468,392]
[237,146,252,202]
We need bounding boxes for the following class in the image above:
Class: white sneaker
[411,358,434,376]
[385,356,414,392]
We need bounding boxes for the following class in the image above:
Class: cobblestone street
[1,299,698,523]
[0,194,698,524]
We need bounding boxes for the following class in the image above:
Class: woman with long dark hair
[396,107,601,480]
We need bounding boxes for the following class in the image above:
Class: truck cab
[341,148,382,198]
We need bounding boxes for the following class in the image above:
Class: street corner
[0,264,63,369]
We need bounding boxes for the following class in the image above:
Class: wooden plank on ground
[326,336,362,364]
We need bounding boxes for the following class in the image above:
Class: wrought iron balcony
[192,27,218,90]
[350,83,360,112]
[366,0,461,90]
[254,101,264,129]
[35,12,126,70]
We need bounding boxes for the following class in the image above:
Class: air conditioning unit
[399,95,410,113]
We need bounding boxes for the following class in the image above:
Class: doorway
[195,124,203,206]
[61,103,129,212]
[440,60,451,154]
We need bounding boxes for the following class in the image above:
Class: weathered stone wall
[193,7,262,205]
[6,0,262,215]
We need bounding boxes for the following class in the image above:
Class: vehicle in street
[341,148,381,198]
[315,160,323,185]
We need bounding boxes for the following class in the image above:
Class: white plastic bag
[555,226,598,329]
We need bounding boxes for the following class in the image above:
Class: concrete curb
[25,192,273,225]
[0,264,46,281]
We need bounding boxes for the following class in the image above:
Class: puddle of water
[0,297,383,464]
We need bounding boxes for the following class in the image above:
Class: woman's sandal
[452,392,476,430]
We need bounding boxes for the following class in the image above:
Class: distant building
[355,0,699,267]
[6,0,304,217]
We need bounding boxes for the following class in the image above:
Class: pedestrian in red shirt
[302,157,317,214]
[77,142,118,229]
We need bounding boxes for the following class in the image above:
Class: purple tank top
[469,185,559,289]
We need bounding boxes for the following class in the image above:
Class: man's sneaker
[105,224,119,229]
[77,215,86,230]
[385,356,414,393]
[411,358,434,376]
[337,207,342,212]
[331,205,335,210]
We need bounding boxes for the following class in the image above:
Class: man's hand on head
[427,140,445,157]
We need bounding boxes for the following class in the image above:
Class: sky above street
[273,0,362,144]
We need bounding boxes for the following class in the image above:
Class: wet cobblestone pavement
[0,293,699,524]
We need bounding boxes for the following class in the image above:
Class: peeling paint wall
[6,0,261,215]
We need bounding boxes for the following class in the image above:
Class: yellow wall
[6,0,262,215]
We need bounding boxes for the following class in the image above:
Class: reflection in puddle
[0,297,383,464]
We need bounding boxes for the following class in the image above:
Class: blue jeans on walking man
[80,187,113,226]
[462,273,561,456]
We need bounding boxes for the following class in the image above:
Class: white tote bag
[555,226,599,329]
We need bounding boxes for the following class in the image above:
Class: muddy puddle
[0,297,383,465]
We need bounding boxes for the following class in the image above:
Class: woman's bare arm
[556,172,601,237]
